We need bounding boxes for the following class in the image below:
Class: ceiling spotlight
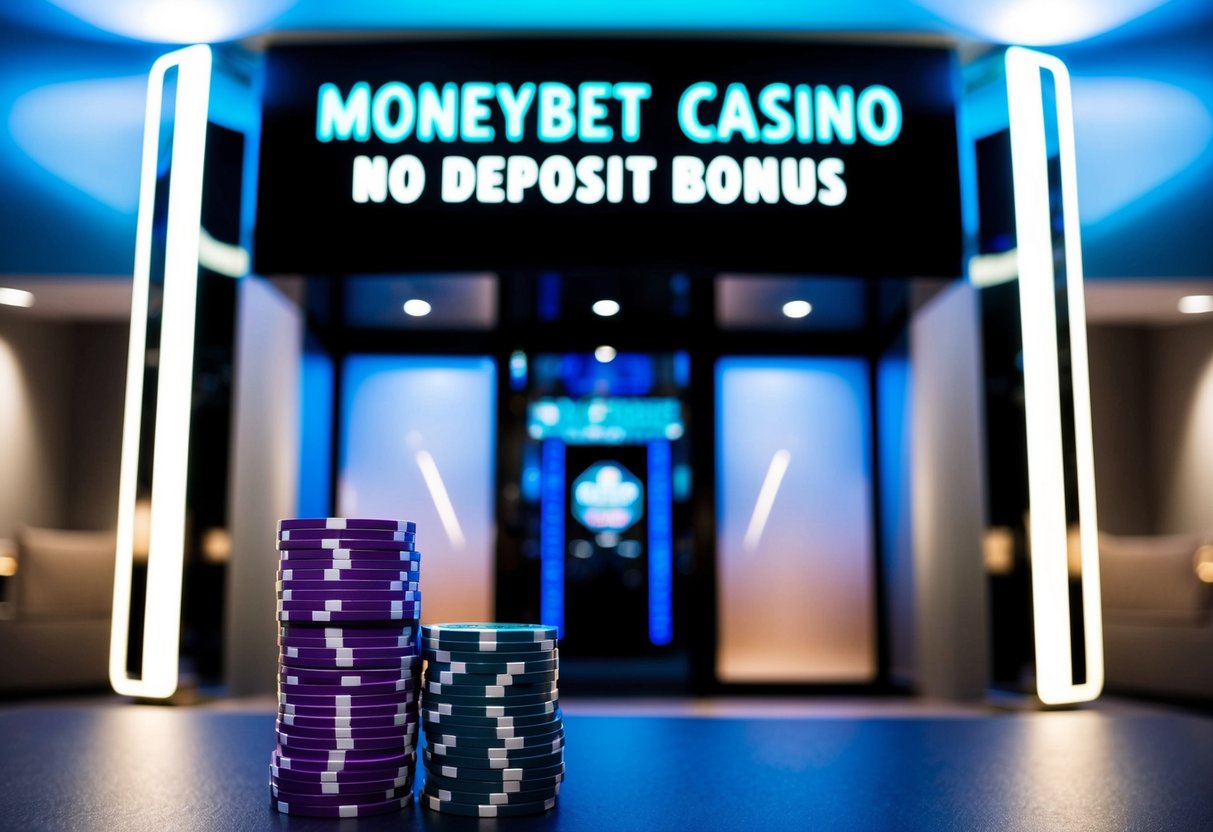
[403,298,432,317]
[0,287,35,308]
[1178,295,1213,314]
[594,345,617,363]
[592,299,620,317]
[782,300,812,319]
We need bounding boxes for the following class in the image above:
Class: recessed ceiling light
[782,300,812,319]
[0,287,35,308]
[1178,295,1213,314]
[594,345,617,363]
[403,298,432,317]
[592,299,620,317]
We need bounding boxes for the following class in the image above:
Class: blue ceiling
[0,0,1210,277]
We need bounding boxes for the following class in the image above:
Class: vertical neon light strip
[110,45,212,699]
[647,440,673,646]
[1006,47,1103,705]
[539,439,565,636]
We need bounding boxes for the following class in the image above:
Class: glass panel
[715,356,876,682]
[338,355,497,624]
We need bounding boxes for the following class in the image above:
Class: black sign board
[254,39,962,276]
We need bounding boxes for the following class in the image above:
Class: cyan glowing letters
[317,81,655,143]
[676,82,902,145]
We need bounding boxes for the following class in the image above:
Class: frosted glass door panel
[716,357,875,682]
[339,356,496,625]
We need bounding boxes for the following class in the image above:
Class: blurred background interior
[0,0,1210,713]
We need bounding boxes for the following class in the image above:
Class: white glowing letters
[671,156,846,206]
[441,155,657,205]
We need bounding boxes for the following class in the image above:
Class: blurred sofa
[1100,531,1213,701]
[0,526,115,692]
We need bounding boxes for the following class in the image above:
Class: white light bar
[0,287,35,308]
[968,248,1020,289]
[416,450,467,550]
[111,44,212,699]
[743,449,791,553]
[1006,47,1103,706]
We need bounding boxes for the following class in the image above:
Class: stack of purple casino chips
[270,517,423,818]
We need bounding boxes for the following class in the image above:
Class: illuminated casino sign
[314,80,899,208]
[255,40,961,275]
[528,397,683,445]
[571,462,644,534]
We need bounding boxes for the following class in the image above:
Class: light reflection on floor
[0,692,1203,718]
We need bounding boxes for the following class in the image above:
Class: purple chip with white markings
[277,538,419,551]
[278,553,421,567]
[270,763,412,786]
[278,578,420,591]
[278,518,417,532]
[279,686,419,704]
[279,634,418,651]
[279,567,420,581]
[272,745,416,769]
[271,794,412,818]
[278,528,416,542]
[278,609,420,623]
[276,719,417,739]
[281,656,421,672]
[278,712,417,731]
[279,665,417,684]
[277,732,416,752]
[277,589,421,602]
[280,701,414,718]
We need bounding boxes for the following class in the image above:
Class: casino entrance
[206,36,1034,701]
[295,267,922,695]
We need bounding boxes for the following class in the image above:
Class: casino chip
[420,622,562,817]
[271,794,412,817]
[279,518,417,532]
[270,517,422,818]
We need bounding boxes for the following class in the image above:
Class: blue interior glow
[538,272,561,321]
[528,396,682,444]
[647,439,673,646]
[540,438,566,636]
[8,75,149,212]
[916,0,1174,46]
[561,353,654,397]
[509,350,528,391]
[297,346,334,516]
[271,1,938,32]
[1071,76,1213,226]
[571,461,644,533]
[45,0,300,44]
